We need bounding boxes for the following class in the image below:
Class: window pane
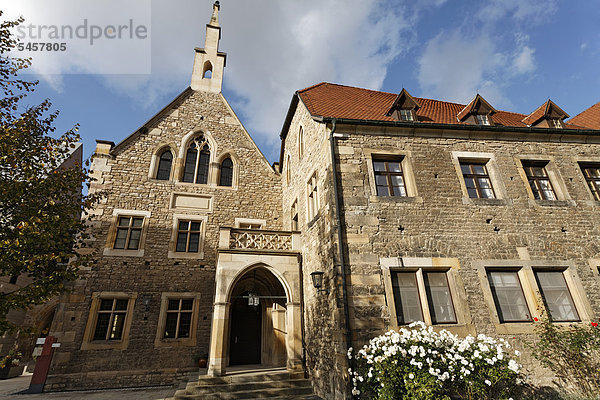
[388,162,402,173]
[176,232,188,252]
[156,151,172,180]
[390,176,406,196]
[127,229,141,250]
[181,299,194,310]
[164,313,178,338]
[478,178,495,199]
[538,180,556,200]
[196,150,210,184]
[190,222,201,231]
[99,299,114,311]
[529,180,541,199]
[114,228,127,249]
[132,218,143,228]
[373,161,386,172]
[376,185,389,196]
[188,233,200,253]
[392,272,423,324]
[115,299,128,311]
[460,164,471,174]
[110,313,126,340]
[219,158,233,187]
[178,312,192,338]
[168,299,180,310]
[93,313,110,340]
[535,271,579,321]
[182,148,197,183]
[118,217,130,227]
[488,271,530,322]
[178,221,189,231]
[472,164,485,175]
[424,272,456,324]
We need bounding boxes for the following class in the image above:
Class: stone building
[42,2,600,398]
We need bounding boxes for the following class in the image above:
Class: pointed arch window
[298,126,304,159]
[286,154,291,184]
[219,157,233,187]
[182,136,210,184]
[156,149,173,180]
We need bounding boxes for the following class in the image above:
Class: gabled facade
[41,4,600,399]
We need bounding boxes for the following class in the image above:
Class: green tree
[0,12,98,336]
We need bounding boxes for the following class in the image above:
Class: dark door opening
[229,293,262,365]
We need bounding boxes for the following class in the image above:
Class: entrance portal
[227,267,287,367]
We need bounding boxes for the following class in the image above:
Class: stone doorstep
[184,378,311,394]
[172,386,315,400]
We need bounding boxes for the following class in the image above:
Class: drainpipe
[328,119,353,392]
[298,253,308,378]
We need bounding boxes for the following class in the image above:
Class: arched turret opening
[203,61,213,79]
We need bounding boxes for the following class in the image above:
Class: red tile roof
[569,102,600,130]
[297,82,589,130]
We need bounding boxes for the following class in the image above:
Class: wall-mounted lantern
[310,271,329,294]
[141,294,152,312]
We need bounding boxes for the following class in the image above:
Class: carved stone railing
[219,228,300,252]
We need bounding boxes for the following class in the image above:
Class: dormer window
[475,114,490,126]
[548,119,562,129]
[386,88,420,122]
[522,100,569,129]
[399,109,414,121]
[457,94,496,126]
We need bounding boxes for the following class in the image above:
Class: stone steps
[168,369,320,400]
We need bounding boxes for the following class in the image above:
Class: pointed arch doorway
[228,267,287,367]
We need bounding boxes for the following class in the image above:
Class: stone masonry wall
[333,123,600,387]
[45,89,283,390]
[281,102,351,399]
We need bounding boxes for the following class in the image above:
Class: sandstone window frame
[168,214,208,259]
[148,144,177,181]
[286,154,291,185]
[177,130,218,186]
[365,149,420,202]
[514,155,572,205]
[81,292,137,351]
[290,199,298,231]
[577,160,600,202]
[475,259,593,335]
[234,218,266,229]
[380,257,472,336]
[306,171,320,223]
[103,209,151,257]
[451,151,508,205]
[154,292,200,348]
[216,152,239,189]
[298,126,304,159]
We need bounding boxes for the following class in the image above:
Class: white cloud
[512,45,535,74]
[476,0,557,24]
[417,31,505,105]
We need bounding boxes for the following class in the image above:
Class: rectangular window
[291,200,298,231]
[487,271,531,322]
[391,270,457,325]
[176,220,202,253]
[522,161,556,200]
[114,216,144,250]
[580,163,600,201]
[92,298,130,341]
[534,271,579,322]
[307,173,319,221]
[475,114,490,125]
[238,222,262,229]
[400,109,414,121]
[460,161,495,199]
[373,157,407,197]
[391,272,423,325]
[163,298,194,339]
[424,272,457,324]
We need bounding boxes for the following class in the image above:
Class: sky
[1,0,600,164]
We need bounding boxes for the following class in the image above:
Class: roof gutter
[315,116,600,139]
[328,119,353,393]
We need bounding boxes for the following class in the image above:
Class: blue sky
[3,0,600,164]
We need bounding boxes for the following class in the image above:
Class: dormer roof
[522,99,569,126]
[457,94,497,122]
[385,88,421,116]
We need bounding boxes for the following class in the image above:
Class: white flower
[409,373,414,379]
[508,359,520,373]
[485,379,492,386]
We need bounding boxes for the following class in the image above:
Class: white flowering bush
[348,322,523,399]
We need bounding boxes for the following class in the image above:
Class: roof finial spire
[210,1,220,26]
